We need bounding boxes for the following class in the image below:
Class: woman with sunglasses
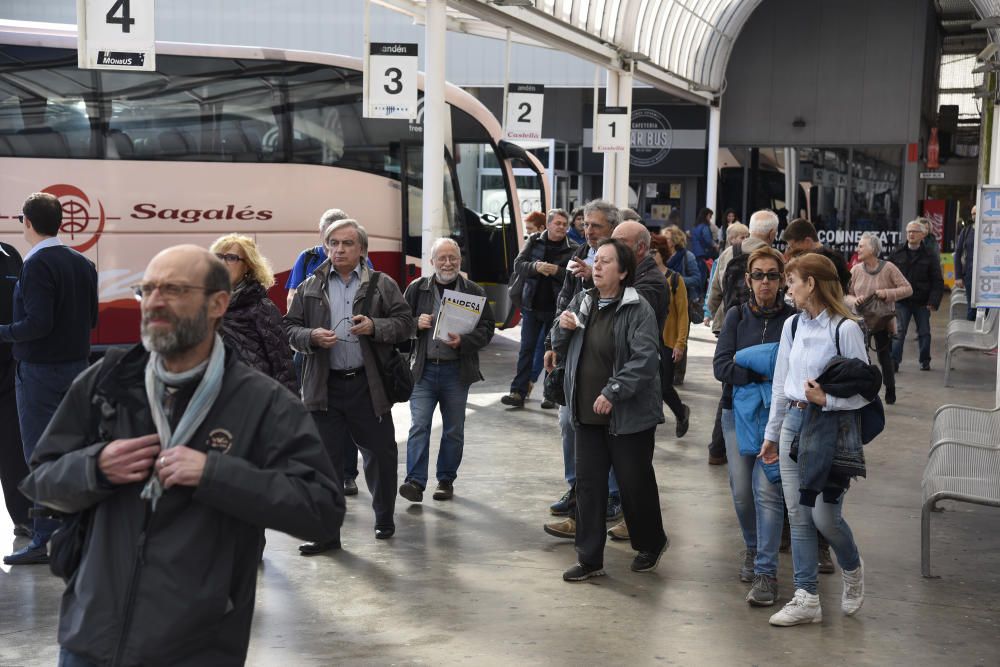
[209,234,297,394]
[713,247,795,607]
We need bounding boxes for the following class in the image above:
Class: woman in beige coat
[846,232,912,404]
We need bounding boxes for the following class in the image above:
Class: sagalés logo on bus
[43,183,106,253]
[38,184,275,253]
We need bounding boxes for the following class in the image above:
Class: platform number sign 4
[365,43,419,120]
[105,0,135,32]
[77,0,155,71]
[504,84,545,141]
[594,106,630,153]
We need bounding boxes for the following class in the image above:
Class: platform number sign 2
[77,0,156,71]
[504,84,545,141]
[365,43,419,120]
[593,106,630,153]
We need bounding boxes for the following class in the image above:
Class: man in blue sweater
[2,192,98,565]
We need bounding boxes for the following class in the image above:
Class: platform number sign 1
[504,84,545,141]
[365,43,419,120]
[77,0,155,71]
[593,106,631,153]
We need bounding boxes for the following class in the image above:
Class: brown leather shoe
[708,454,728,465]
[607,520,629,541]
[544,517,576,539]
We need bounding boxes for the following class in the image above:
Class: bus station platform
[1,298,998,666]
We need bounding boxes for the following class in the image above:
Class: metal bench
[922,441,1000,577]
[946,308,996,337]
[950,288,968,320]
[931,404,1000,448]
[943,319,999,387]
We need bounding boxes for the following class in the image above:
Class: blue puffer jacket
[733,343,781,484]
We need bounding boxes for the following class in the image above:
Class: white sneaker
[768,588,822,626]
[841,557,865,616]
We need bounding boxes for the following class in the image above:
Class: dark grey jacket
[403,274,495,386]
[551,287,664,435]
[283,262,415,415]
[20,344,344,667]
[512,231,578,312]
[632,254,670,331]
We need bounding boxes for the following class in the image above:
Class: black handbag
[543,364,566,406]
[361,272,414,404]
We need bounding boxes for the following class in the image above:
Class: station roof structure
[375,0,765,104]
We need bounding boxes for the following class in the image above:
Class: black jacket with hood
[20,343,344,667]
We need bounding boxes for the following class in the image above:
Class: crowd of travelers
[0,190,954,664]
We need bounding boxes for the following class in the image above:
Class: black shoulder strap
[362,271,382,317]
[835,317,845,356]
[791,313,799,339]
[733,241,743,259]
[668,270,679,294]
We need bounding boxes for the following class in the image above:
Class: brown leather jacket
[283,261,415,416]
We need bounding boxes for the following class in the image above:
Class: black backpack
[721,242,752,312]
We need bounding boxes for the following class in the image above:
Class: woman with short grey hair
[846,232,912,404]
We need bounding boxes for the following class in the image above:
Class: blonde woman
[761,253,869,626]
[209,234,297,393]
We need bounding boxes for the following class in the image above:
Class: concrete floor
[2,297,999,666]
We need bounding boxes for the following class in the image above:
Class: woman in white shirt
[760,252,868,627]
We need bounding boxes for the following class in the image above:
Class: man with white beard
[398,238,495,503]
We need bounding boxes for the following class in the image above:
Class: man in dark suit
[0,241,30,538]
[1,192,98,565]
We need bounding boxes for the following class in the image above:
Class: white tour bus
[0,20,548,346]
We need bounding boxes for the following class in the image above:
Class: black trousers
[709,397,726,459]
[0,359,29,527]
[312,372,397,530]
[659,346,685,420]
[871,329,895,392]
[575,424,666,567]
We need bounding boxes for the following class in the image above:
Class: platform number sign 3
[594,106,631,153]
[365,43,419,120]
[504,84,545,141]
[77,0,156,71]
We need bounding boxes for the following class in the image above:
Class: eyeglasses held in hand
[748,271,782,282]
[331,316,361,344]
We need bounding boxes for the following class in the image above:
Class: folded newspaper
[433,289,486,342]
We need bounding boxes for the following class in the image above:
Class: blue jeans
[511,309,553,394]
[58,648,98,667]
[16,359,88,544]
[559,404,619,494]
[722,409,784,577]
[893,301,931,365]
[405,361,470,488]
[778,406,861,594]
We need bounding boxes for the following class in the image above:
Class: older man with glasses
[399,238,494,503]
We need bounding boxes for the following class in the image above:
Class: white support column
[421,0,447,275]
[602,69,618,201]
[614,66,633,208]
[991,104,1000,407]
[706,104,721,212]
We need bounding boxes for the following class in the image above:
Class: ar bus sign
[77,0,156,71]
